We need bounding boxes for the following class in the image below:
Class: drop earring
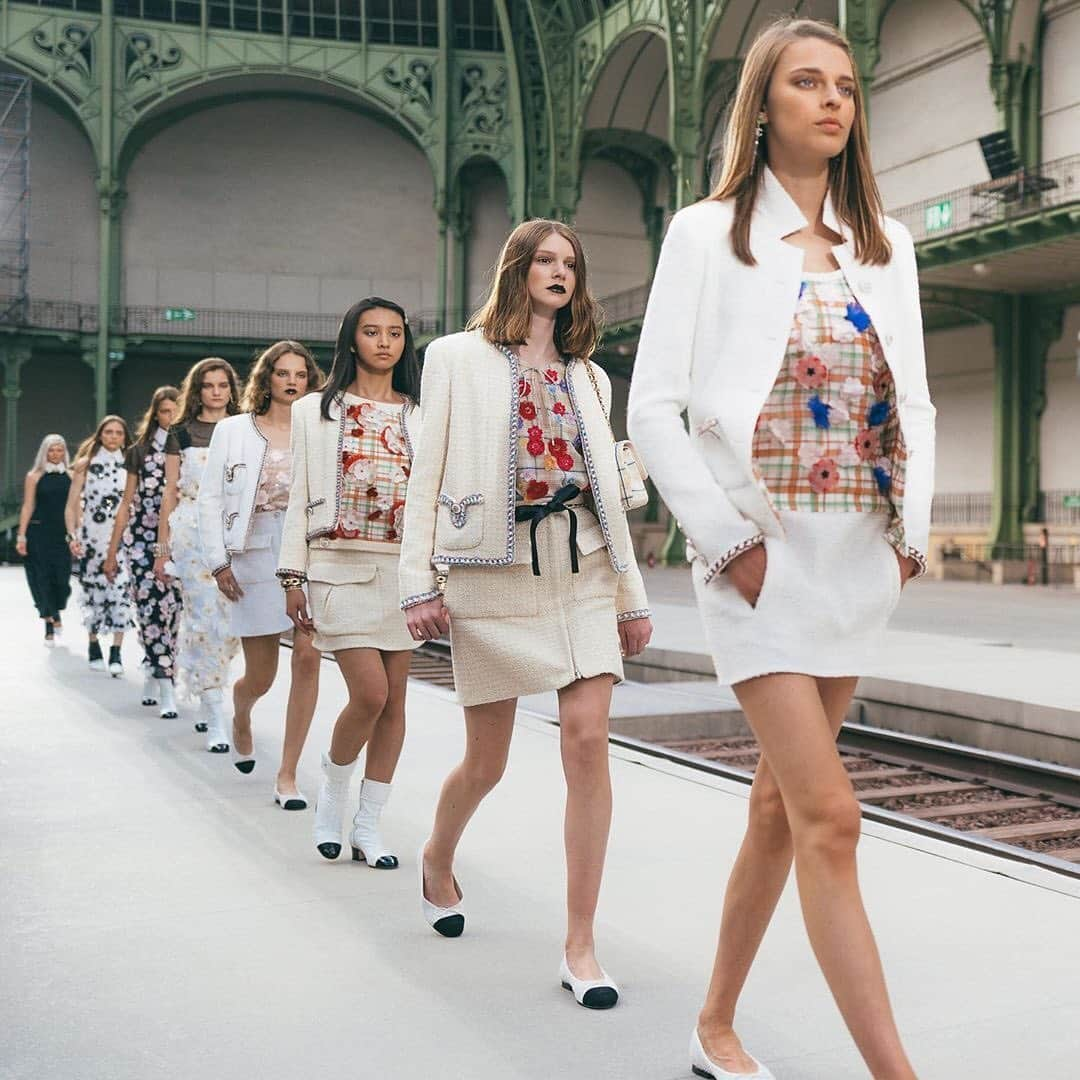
[754,120,765,152]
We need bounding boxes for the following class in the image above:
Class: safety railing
[892,153,1080,245]
[938,541,1080,566]
[930,491,992,526]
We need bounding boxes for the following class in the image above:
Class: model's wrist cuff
[702,534,765,586]
[616,608,650,623]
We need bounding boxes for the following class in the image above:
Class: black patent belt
[514,483,582,577]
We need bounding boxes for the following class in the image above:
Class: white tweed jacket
[627,167,936,578]
[277,390,420,578]
[399,329,649,620]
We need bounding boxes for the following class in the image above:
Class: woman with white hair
[16,433,73,645]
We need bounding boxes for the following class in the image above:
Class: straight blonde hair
[467,219,602,360]
[711,17,891,267]
[31,433,69,474]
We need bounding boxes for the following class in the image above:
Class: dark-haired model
[629,18,931,1080]
[104,387,183,718]
[277,299,422,870]
[401,220,652,1009]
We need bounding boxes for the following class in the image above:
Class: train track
[409,644,1080,879]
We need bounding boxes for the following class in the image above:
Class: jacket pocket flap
[575,523,606,556]
[308,560,378,586]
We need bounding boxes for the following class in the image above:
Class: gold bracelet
[279,575,306,591]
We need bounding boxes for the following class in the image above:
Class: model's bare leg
[422,698,516,908]
[232,634,280,757]
[277,632,320,796]
[362,650,412,783]
[557,674,616,981]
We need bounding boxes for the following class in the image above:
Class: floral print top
[332,393,410,544]
[516,359,590,505]
[752,270,908,553]
[254,447,291,513]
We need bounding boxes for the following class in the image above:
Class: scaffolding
[0,73,29,325]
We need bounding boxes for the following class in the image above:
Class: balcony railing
[892,153,1080,245]
[931,491,991,526]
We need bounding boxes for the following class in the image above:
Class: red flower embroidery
[527,438,545,457]
[518,377,531,396]
[366,485,378,498]
[528,425,543,438]
[548,438,568,454]
[526,479,549,501]
[793,355,829,389]
[854,429,882,461]
[556,453,575,472]
[808,458,841,494]
[553,402,567,416]
[519,401,537,420]
[544,369,559,384]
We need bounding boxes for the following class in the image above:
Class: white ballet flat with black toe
[274,788,308,811]
[418,845,465,938]
[559,955,619,1010]
[231,723,255,773]
[689,1028,774,1079]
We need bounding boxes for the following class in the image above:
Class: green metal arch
[0,53,97,156]
[115,74,439,188]
[448,150,514,217]
[491,0,528,220]
[571,23,669,191]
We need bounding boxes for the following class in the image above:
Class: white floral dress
[165,419,239,702]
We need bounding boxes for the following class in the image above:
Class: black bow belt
[514,483,581,577]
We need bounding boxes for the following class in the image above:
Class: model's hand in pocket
[725,544,767,607]
[406,597,451,642]
[214,567,244,602]
[895,552,919,588]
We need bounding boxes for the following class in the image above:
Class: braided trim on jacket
[401,589,442,611]
[905,547,928,578]
[275,567,308,582]
[701,534,765,587]
[616,608,650,623]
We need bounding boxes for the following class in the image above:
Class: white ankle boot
[202,688,229,753]
[142,672,159,706]
[157,678,177,719]
[313,753,357,860]
[349,778,399,869]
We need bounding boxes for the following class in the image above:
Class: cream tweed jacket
[399,329,649,621]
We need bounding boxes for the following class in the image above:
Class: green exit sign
[163,307,196,322]
[1063,495,1080,508]
[925,200,953,233]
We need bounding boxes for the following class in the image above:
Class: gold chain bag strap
[582,358,650,512]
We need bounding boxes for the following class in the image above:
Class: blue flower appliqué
[873,466,892,495]
[867,400,891,427]
[798,281,806,300]
[845,301,871,333]
[808,395,832,429]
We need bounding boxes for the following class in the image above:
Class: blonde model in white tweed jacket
[405,221,652,1009]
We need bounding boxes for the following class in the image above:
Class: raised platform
[2,566,1079,1079]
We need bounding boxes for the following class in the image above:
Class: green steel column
[2,343,30,510]
[435,0,450,333]
[449,202,471,333]
[989,296,1064,552]
[435,212,449,335]
[839,0,884,123]
[94,0,119,419]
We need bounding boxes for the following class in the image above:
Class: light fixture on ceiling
[972,262,990,277]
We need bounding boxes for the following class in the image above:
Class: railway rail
[408,644,1080,879]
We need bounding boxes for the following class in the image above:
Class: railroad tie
[856,781,983,803]
[974,819,1080,842]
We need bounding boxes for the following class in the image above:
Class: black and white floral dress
[76,447,134,636]
[122,431,182,680]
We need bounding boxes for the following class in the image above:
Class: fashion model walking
[16,434,72,646]
[199,340,324,807]
[401,221,652,1008]
[154,358,241,751]
[277,299,422,867]
[104,387,183,717]
[628,19,932,1079]
[65,415,134,675]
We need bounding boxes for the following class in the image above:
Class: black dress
[24,470,72,621]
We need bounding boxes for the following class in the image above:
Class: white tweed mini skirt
[444,510,624,707]
[693,510,901,686]
[229,510,292,638]
[307,541,418,654]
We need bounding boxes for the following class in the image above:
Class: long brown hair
[74,414,132,466]
[467,219,602,360]
[710,17,890,267]
[175,357,241,427]
[134,386,180,446]
[241,340,324,414]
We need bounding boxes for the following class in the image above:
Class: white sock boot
[202,687,229,753]
[313,753,357,860]
[142,671,159,706]
[349,778,399,869]
[157,678,177,719]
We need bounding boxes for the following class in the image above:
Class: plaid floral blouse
[751,270,909,554]
[516,359,591,505]
[332,393,410,544]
